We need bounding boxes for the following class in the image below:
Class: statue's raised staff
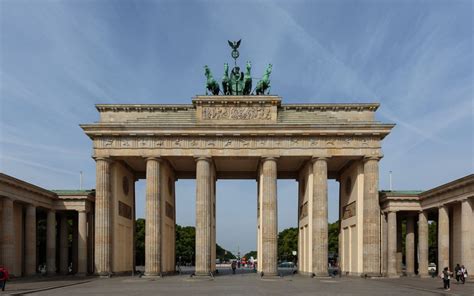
[204,65,220,95]
[243,61,252,95]
[255,64,272,95]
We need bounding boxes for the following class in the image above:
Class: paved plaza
[2,271,473,296]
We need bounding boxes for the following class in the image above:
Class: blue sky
[1,0,472,255]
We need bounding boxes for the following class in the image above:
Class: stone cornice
[94,102,380,113]
[96,104,194,112]
[80,123,395,137]
[0,173,57,200]
[419,174,474,200]
[281,103,379,112]
[193,95,281,106]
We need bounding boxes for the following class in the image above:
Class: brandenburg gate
[80,41,394,278]
[81,95,394,277]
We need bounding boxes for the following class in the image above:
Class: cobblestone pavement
[1,271,473,296]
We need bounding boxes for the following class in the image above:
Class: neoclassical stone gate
[81,95,394,277]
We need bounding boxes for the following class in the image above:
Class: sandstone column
[438,205,449,270]
[46,210,57,275]
[77,210,88,275]
[1,197,14,271]
[363,156,381,275]
[396,217,403,274]
[405,216,415,276]
[312,157,328,276]
[195,157,212,276]
[59,214,69,274]
[387,211,398,277]
[94,157,111,276]
[72,215,78,274]
[460,199,473,271]
[381,212,388,276]
[417,211,429,277]
[25,204,37,276]
[261,157,278,276]
[145,157,162,276]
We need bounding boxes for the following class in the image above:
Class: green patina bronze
[204,65,220,95]
[243,61,252,95]
[204,40,272,96]
[255,64,272,95]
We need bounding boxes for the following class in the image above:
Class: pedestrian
[0,266,9,292]
[440,267,452,291]
[460,265,468,284]
[231,260,236,274]
[454,263,461,282]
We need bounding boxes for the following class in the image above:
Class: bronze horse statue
[243,61,252,95]
[255,64,272,95]
[204,65,220,95]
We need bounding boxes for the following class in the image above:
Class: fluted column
[312,157,328,276]
[46,210,57,275]
[77,211,88,275]
[438,205,449,270]
[195,157,212,276]
[405,216,415,276]
[145,157,161,276]
[387,211,398,277]
[59,214,69,274]
[25,205,37,276]
[396,217,402,274]
[417,211,429,277]
[261,157,278,276]
[1,197,14,271]
[94,157,111,276]
[362,156,381,275]
[461,199,473,271]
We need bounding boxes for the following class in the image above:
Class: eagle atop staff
[228,39,241,50]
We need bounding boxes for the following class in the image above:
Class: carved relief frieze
[202,106,272,120]
[94,135,380,150]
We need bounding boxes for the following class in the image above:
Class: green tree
[328,221,339,255]
[135,218,145,265]
[278,227,298,262]
[216,243,236,261]
[244,250,257,260]
[428,221,437,264]
[175,225,196,265]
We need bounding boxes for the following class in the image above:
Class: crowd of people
[439,263,468,291]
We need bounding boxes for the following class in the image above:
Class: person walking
[454,263,461,282]
[0,266,9,292]
[440,267,452,291]
[231,260,236,275]
[460,265,468,284]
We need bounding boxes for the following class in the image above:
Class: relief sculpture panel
[202,106,272,120]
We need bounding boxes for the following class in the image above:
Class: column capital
[195,156,212,163]
[311,156,330,162]
[261,156,279,162]
[145,156,162,162]
[363,155,382,162]
[94,156,111,162]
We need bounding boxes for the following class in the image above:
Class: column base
[259,271,281,279]
[386,274,400,278]
[75,272,88,277]
[361,273,383,278]
[142,274,163,279]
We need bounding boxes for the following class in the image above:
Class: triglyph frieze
[94,136,379,149]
